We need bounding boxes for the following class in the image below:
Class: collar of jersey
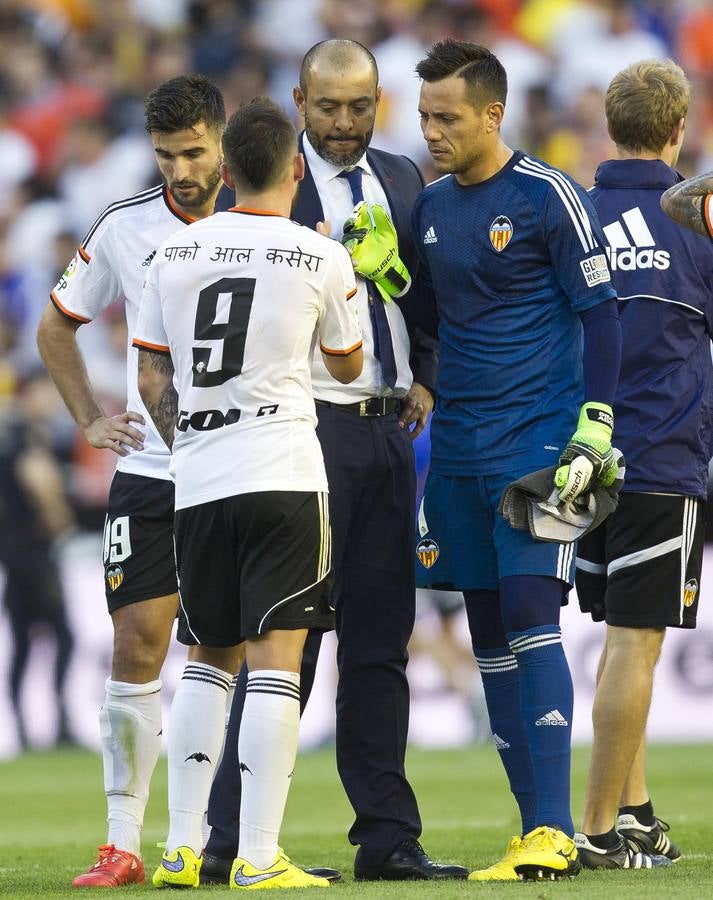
[594,158,679,190]
[228,206,286,217]
[163,186,198,224]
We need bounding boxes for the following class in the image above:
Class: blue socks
[508,625,574,836]
[474,647,538,835]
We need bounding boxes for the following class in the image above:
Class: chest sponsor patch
[489,215,513,251]
[580,253,611,287]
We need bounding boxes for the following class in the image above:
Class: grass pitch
[0,744,711,898]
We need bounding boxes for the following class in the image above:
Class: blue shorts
[415,472,576,591]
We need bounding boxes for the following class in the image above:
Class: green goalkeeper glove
[555,402,617,503]
[342,201,411,303]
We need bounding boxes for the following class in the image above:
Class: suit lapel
[367,150,408,246]
[292,132,325,229]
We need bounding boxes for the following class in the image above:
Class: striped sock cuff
[246,670,300,703]
[474,648,518,675]
[508,625,562,657]
[181,662,233,692]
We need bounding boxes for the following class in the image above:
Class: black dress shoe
[199,853,342,885]
[199,854,232,885]
[354,838,469,881]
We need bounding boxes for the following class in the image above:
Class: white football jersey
[134,208,361,510]
[50,184,196,481]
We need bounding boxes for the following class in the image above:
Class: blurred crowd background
[2,0,713,754]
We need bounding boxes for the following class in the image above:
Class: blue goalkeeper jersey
[413,150,616,476]
[590,158,713,499]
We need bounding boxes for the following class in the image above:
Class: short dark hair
[144,74,225,134]
[222,97,297,192]
[300,39,378,95]
[416,39,507,107]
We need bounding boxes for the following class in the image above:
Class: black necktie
[338,168,398,389]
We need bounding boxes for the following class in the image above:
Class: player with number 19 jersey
[133,208,361,511]
[50,184,197,607]
[51,185,194,481]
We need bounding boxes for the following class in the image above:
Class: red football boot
[72,844,145,887]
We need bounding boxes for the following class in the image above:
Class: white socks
[238,670,301,869]
[100,678,162,857]
[201,673,238,848]
[166,663,233,854]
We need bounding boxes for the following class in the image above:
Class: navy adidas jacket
[591,159,713,498]
[215,134,438,393]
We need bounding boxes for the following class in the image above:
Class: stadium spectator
[36,75,228,888]
[202,39,467,886]
[412,38,620,881]
[0,368,76,749]
[575,58,713,869]
[136,94,363,891]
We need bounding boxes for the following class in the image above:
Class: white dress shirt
[303,134,414,402]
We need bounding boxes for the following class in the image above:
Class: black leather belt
[315,397,401,417]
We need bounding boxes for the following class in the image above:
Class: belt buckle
[358,398,383,416]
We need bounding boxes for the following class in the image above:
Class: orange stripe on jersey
[164,188,198,224]
[50,291,91,324]
[320,339,363,357]
[704,194,713,240]
[78,245,91,263]
[228,206,285,217]
[133,338,170,354]
[346,287,358,300]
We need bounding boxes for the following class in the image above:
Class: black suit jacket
[215,135,438,392]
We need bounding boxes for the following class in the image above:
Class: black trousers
[205,404,421,861]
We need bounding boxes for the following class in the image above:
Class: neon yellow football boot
[514,826,581,881]
[230,850,330,889]
[468,835,523,881]
[152,845,201,888]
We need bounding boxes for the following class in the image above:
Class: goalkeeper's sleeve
[555,301,622,502]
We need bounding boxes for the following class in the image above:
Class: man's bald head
[299,39,378,95]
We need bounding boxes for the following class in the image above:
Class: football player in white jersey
[36,76,228,888]
[135,96,362,890]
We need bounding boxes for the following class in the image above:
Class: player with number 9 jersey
[134,210,361,511]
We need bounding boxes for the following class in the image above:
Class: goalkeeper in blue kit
[412,41,621,881]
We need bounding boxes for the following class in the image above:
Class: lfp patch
[416,538,440,569]
[489,215,513,252]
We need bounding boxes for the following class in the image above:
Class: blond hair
[605,59,690,154]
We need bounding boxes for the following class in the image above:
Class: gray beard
[305,123,371,168]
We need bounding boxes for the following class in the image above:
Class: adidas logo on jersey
[423,226,437,244]
[142,250,157,267]
[493,733,510,750]
[603,206,670,271]
[535,709,568,726]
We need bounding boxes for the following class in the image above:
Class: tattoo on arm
[139,348,175,377]
[665,194,707,236]
[150,383,178,449]
[662,173,713,237]
[140,350,178,449]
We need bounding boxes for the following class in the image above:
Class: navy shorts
[415,471,576,591]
